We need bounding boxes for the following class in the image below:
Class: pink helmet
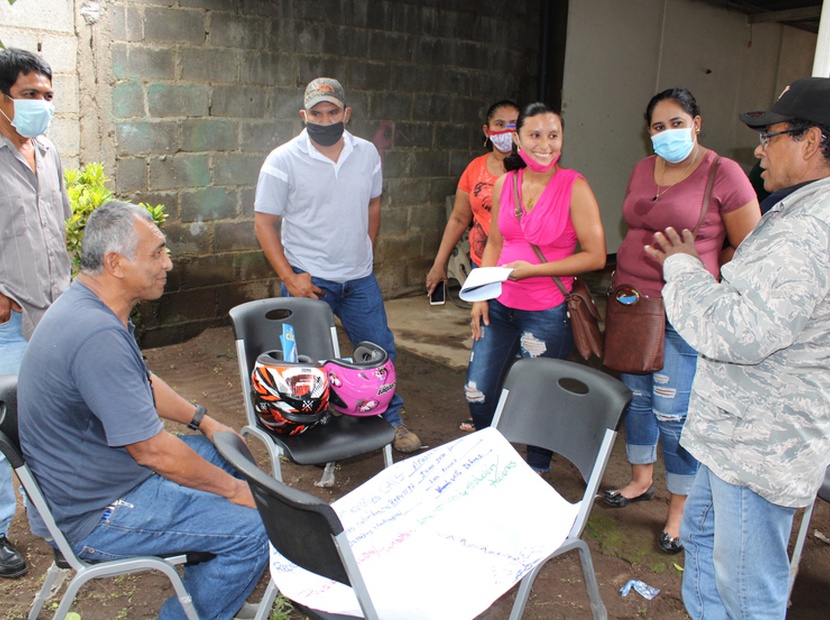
[323,342,396,417]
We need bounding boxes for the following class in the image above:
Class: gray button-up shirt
[663,176,830,508]
[0,134,71,339]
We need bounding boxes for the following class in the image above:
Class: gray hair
[80,200,154,274]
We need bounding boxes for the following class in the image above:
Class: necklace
[521,167,555,210]
[653,146,700,201]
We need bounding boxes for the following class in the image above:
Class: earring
[483,136,489,147]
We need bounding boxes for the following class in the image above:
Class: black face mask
[306,121,344,147]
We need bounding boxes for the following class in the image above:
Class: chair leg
[253,580,280,620]
[789,500,816,602]
[508,563,543,620]
[382,443,393,468]
[574,539,607,620]
[28,562,64,620]
[315,462,336,487]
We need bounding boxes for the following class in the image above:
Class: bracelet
[187,404,207,431]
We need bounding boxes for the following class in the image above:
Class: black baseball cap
[740,77,830,131]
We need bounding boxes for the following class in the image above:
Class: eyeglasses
[759,128,798,148]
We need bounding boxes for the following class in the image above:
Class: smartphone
[429,282,446,306]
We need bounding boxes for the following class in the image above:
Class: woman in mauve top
[603,88,760,555]
[466,101,606,473]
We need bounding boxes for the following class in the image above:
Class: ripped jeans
[465,299,573,471]
[621,322,699,495]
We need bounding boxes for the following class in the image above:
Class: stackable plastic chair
[491,358,632,620]
[0,375,208,620]
[229,298,394,486]
[788,463,830,600]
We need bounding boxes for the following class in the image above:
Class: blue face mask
[651,127,695,163]
[2,97,55,138]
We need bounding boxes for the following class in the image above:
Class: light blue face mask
[2,97,55,138]
[651,127,695,163]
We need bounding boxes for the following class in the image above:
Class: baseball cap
[740,77,830,131]
[303,77,345,110]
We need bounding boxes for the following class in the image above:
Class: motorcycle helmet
[323,341,396,417]
[251,350,330,435]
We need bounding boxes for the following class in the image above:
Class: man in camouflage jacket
[645,77,830,620]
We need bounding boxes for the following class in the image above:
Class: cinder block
[236,251,274,281]
[149,154,211,190]
[211,153,262,187]
[180,187,238,222]
[180,118,238,152]
[240,186,256,215]
[434,68,470,96]
[147,83,210,118]
[116,120,179,155]
[156,288,217,325]
[112,81,145,118]
[377,206,408,236]
[240,121,283,154]
[210,85,269,118]
[210,13,269,49]
[434,123,474,151]
[347,60,390,92]
[179,0,239,10]
[180,254,237,288]
[368,31,409,62]
[369,92,411,121]
[112,44,175,80]
[180,48,239,82]
[214,220,259,252]
[115,157,148,193]
[163,221,213,256]
[393,121,432,149]
[239,52,294,86]
[385,177,430,207]
[411,94,452,121]
[323,25,368,58]
[380,150,413,178]
[145,7,205,45]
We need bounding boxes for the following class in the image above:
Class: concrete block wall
[97,0,541,346]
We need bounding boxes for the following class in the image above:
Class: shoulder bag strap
[693,155,721,238]
[512,174,570,298]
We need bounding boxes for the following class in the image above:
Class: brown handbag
[603,156,720,374]
[512,175,603,361]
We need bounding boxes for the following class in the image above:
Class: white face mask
[488,130,515,153]
[651,127,695,163]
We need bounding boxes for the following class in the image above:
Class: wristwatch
[187,404,207,431]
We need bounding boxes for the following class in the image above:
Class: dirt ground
[3,324,830,619]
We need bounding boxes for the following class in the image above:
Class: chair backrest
[229,297,340,372]
[229,298,341,428]
[0,375,21,467]
[0,375,87,571]
[213,431,352,584]
[493,358,631,484]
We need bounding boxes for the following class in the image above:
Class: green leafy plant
[65,162,167,275]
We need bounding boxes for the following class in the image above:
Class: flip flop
[459,418,475,432]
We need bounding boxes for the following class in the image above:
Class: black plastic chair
[0,375,211,620]
[490,358,632,620]
[214,431,373,620]
[229,298,394,486]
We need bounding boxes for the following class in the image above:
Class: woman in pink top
[426,100,520,295]
[602,88,760,555]
[466,102,606,472]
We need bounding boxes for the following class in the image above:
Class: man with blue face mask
[0,48,71,578]
[254,77,422,453]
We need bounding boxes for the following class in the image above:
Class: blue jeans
[465,299,573,472]
[621,322,699,495]
[282,270,404,427]
[681,465,795,620]
[0,310,27,536]
[73,436,268,620]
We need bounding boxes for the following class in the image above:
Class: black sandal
[459,418,474,432]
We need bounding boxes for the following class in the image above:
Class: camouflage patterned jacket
[662,176,830,508]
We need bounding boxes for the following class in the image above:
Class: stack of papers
[459,267,514,302]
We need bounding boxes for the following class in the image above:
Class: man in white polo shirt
[254,77,421,453]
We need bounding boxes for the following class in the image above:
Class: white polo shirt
[254,129,382,282]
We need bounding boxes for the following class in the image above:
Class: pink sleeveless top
[497,167,581,310]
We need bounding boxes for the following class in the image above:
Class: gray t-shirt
[19,281,163,543]
[254,129,382,282]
